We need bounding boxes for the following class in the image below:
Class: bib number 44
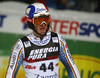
[40,62,54,72]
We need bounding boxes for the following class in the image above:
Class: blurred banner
[0,1,100,78]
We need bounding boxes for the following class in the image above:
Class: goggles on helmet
[26,15,50,26]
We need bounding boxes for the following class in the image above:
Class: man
[6,3,81,78]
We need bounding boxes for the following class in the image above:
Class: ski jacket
[6,31,81,78]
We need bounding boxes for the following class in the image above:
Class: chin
[41,32,45,34]
[40,33,46,36]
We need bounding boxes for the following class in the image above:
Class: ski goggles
[26,15,50,26]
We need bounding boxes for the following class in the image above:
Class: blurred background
[0,0,100,78]
[0,0,100,12]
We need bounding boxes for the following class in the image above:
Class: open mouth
[40,28,45,31]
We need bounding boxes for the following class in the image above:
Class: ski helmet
[25,3,51,36]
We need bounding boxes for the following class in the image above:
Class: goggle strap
[25,16,33,23]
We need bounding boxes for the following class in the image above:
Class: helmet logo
[36,8,46,13]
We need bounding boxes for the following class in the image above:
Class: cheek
[34,26,39,31]
[46,26,48,29]
[37,27,40,31]
[46,25,48,29]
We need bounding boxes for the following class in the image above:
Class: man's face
[34,23,48,36]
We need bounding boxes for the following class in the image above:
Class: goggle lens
[25,15,50,26]
[33,16,50,26]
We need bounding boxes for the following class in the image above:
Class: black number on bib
[40,62,54,72]
[40,63,47,72]
[48,62,54,71]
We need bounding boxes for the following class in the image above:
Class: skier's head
[25,3,51,37]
